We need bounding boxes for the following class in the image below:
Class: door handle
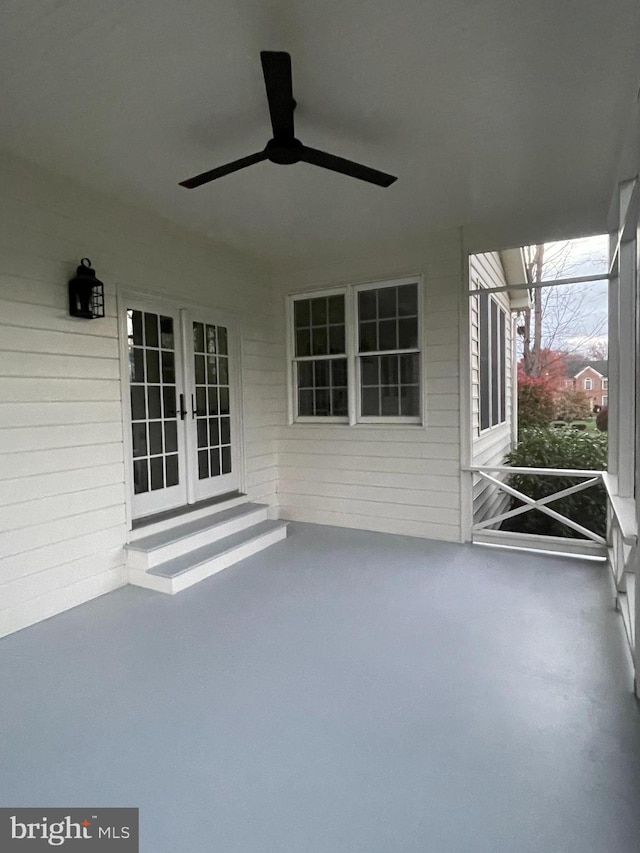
[191,394,197,419]
[178,393,187,420]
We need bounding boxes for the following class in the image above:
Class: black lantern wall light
[68,258,105,319]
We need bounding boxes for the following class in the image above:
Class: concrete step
[128,520,288,594]
[126,502,269,569]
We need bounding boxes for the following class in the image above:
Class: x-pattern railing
[467,465,606,544]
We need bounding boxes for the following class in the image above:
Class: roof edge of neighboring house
[574,365,605,378]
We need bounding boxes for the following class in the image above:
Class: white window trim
[478,291,508,435]
[584,377,593,390]
[286,275,424,426]
[602,378,608,389]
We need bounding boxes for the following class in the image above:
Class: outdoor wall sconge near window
[68,258,105,319]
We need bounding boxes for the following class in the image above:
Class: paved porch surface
[1,522,639,852]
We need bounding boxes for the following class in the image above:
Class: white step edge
[128,493,248,541]
[126,503,269,570]
[128,521,288,595]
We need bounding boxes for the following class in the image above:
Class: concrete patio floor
[1,522,639,852]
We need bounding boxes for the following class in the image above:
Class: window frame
[288,287,350,424]
[584,377,593,390]
[287,276,424,426]
[602,378,608,389]
[478,290,508,434]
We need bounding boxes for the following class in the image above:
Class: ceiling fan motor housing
[265,137,302,165]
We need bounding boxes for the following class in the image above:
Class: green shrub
[596,406,608,432]
[518,379,556,429]
[503,427,607,538]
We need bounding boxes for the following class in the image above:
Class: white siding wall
[469,252,513,523]
[0,152,278,637]
[273,231,464,542]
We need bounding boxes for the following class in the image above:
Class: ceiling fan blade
[299,146,397,187]
[179,151,267,188]
[260,51,295,140]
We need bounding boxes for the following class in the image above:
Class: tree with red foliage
[518,349,568,392]
[517,372,557,428]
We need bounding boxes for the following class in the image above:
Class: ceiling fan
[180,51,397,189]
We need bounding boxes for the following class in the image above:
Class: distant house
[564,359,609,410]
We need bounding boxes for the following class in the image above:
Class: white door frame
[118,289,246,527]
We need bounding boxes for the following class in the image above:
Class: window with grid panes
[293,293,348,417]
[358,282,420,418]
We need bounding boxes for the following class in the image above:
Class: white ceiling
[1,1,638,268]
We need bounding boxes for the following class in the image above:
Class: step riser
[170,526,288,593]
[126,507,269,569]
[128,567,173,593]
[129,495,248,541]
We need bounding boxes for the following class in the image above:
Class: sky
[524,234,609,358]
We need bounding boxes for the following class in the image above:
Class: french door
[126,299,241,519]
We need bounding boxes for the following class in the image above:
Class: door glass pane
[132,423,147,457]
[193,322,232,480]
[162,352,175,383]
[133,459,148,494]
[193,322,205,353]
[165,455,179,487]
[149,422,163,455]
[130,348,144,382]
[128,308,180,497]
[150,456,164,491]
[146,349,160,384]
[164,421,177,453]
[159,316,174,349]
[144,313,159,348]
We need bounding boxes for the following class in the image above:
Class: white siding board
[0,352,119,379]
[0,422,122,453]
[0,464,124,507]
[278,492,459,525]
[0,444,123,479]
[0,299,119,337]
[0,377,121,402]
[0,566,127,640]
[0,401,122,428]
[0,548,125,612]
[278,479,460,511]
[279,505,460,542]
[1,506,126,558]
[278,468,458,494]
[0,484,125,533]
[279,452,459,477]
[0,526,126,586]
[0,326,119,358]
[276,438,458,458]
